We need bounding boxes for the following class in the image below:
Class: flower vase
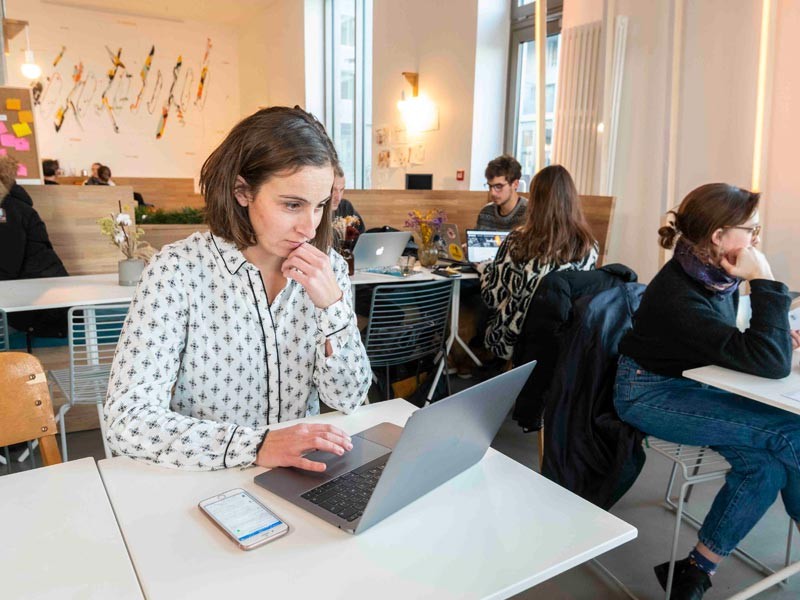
[119,258,145,286]
[417,239,439,268]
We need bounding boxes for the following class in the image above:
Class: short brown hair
[485,154,522,183]
[509,165,595,264]
[659,183,759,259]
[201,106,340,251]
[0,156,19,189]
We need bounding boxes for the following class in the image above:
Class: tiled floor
[4,372,800,599]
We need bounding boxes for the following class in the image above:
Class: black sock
[688,548,718,576]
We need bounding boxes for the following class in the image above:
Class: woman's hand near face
[255,423,353,471]
[720,246,774,281]
[282,243,343,308]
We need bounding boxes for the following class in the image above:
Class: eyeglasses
[725,224,762,237]
[484,182,509,192]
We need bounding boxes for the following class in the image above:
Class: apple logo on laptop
[375,246,385,256]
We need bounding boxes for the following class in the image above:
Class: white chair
[648,438,794,599]
[48,303,130,461]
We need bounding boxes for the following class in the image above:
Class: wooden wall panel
[58,176,205,211]
[24,185,136,275]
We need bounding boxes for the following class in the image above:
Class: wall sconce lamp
[3,19,42,79]
[397,71,438,133]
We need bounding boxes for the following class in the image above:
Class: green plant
[135,206,205,225]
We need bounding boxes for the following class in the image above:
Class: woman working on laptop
[105,107,371,471]
[614,184,799,599]
[480,165,598,361]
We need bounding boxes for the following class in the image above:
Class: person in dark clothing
[331,163,365,233]
[614,183,800,600]
[0,157,70,338]
[42,159,60,185]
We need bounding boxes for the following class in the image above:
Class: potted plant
[98,205,155,286]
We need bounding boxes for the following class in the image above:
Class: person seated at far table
[476,154,528,231]
[331,163,365,233]
[105,106,371,471]
[480,165,597,362]
[0,156,69,339]
[614,183,800,600]
[42,159,61,185]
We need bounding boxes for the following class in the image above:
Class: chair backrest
[0,352,62,465]
[0,308,9,351]
[68,303,130,403]
[363,280,453,367]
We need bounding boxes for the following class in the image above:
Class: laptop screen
[465,230,510,263]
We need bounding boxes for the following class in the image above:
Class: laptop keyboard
[301,458,388,522]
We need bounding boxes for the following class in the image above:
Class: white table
[0,457,143,599]
[0,273,134,312]
[98,400,637,600]
[683,354,800,417]
[351,268,483,399]
[683,353,800,599]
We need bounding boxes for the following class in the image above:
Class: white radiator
[552,21,603,194]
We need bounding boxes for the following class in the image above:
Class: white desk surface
[99,400,636,600]
[684,353,800,416]
[0,273,134,312]
[350,267,478,286]
[0,457,143,599]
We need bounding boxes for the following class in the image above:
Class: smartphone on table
[199,488,289,550]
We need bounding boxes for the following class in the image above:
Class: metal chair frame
[363,280,454,401]
[648,438,794,599]
[48,303,129,461]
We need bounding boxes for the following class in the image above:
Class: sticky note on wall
[18,110,34,123]
[12,122,32,137]
[14,137,30,151]
[16,163,27,177]
[0,134,15,147]
[6,98,21,110]
[0,122,7,135]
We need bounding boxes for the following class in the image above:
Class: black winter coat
[540,281,646,510]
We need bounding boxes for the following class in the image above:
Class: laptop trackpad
[301,435,390,481]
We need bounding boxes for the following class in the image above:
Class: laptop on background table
[465,229,510,264]
[255,362,536,534]
[352,231,411,271]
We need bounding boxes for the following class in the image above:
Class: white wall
[468,0,511,190]
[6,0,240,181]
[238,0,307,116]
[372,0,480,190]
[603,0,672,282]
[764,0,800,290]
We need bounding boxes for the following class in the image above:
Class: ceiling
[40,0,277,26]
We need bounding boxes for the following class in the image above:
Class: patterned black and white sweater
[104,232,371,470]
[480,236,598,360]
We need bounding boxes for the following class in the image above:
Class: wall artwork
[33,38,213,140]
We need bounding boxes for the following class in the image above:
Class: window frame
[324,0,372,189]
[504,1,563,165]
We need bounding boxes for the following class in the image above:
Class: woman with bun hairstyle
[614,183,800,599]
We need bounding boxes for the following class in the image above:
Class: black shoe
[654,558,712,600]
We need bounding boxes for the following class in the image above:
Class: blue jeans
[613,355,800,556]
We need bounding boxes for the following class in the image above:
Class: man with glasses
[476,154,527,231]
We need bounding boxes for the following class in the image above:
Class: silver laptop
[352,231,411,271]
[465,229,510,263]
[254,362,536,534]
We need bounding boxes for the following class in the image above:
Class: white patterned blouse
[104,232,371,470]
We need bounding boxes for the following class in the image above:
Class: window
[505,1,562,187]
[325,0,372,189]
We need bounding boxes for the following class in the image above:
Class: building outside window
[325,0,372,188]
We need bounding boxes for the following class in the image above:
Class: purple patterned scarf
[673,237,741,295]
